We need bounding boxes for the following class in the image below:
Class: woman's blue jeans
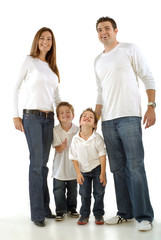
[53,178,77,214]
[23,113,54,222]
[102,117,154,222]
[79,165,105,217]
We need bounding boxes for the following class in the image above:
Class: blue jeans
[79,165,105,217]
[102,117,154,222]
[23,113,54,221]
[53,178,77,214]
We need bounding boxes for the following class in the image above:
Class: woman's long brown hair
[30,27,60,82]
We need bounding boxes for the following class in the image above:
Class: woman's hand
[13,117,25,133]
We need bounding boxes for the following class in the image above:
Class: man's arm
[95,104,103,121]
[143,89,156,129]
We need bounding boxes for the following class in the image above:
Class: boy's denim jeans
[23,113,54,221]
[79,165,105,217]
[53,178,77,214]
[102,116,154,222]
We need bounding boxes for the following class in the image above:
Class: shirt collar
[77,130,97,142]
[58,123,76,134]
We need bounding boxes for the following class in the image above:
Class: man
[94,16,156,232]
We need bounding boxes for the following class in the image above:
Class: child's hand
[77,173,84,185]
[62,138,67,149]
[100,173,106,186]
[55,138,67,153]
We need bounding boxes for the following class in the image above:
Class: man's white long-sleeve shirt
[94,43,155,121]
[13,56,61,117]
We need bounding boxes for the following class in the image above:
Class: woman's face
[38,31,52,54]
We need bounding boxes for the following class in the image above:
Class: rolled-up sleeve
[96,134,106,157]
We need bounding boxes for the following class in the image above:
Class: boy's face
[57,106,74,123]
[79,111,95,128]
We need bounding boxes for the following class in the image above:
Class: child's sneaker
[95,216,104,225]
[55,213,65,221]
[77,216,89,225]
[67,209,79,218]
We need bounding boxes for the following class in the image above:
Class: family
[13,16,156,232]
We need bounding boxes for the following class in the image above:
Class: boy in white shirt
[69,108,106,225]
[52,102,79,221]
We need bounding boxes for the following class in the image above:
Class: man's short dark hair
[96,17,117,30]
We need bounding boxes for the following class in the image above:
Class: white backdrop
[0,0,160,222]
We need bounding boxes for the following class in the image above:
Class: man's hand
[143,107,156,129]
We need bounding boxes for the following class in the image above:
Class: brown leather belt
[23,109,54,119]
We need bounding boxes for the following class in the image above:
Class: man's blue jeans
[53,178,77,214]
[79,165,105,217]
[102,117,154,222]
[23,113,54,222]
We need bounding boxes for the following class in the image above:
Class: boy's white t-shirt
[69,131,106,173]
[52,123,79,180]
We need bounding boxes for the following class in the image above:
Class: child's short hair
[79,108,98,125]
[56,102,74,117]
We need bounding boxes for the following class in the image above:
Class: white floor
[0,212,161,240]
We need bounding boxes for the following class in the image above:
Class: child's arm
[99,155,106,186]
[72,160,84,185]
[55,138,67,153]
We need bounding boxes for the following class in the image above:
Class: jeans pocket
[23,113,38,121]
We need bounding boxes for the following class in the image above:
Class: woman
[13,27,61,227]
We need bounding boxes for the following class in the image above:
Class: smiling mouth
[102,36,108,40]
[84,119,90,122]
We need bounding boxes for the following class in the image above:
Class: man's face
[97,21,118,45]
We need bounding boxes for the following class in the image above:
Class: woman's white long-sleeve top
[13,56,61,117]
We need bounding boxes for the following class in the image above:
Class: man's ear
[115,28,118,34]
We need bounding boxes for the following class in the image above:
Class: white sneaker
[138,220,152,231]
[105,215,133,225]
